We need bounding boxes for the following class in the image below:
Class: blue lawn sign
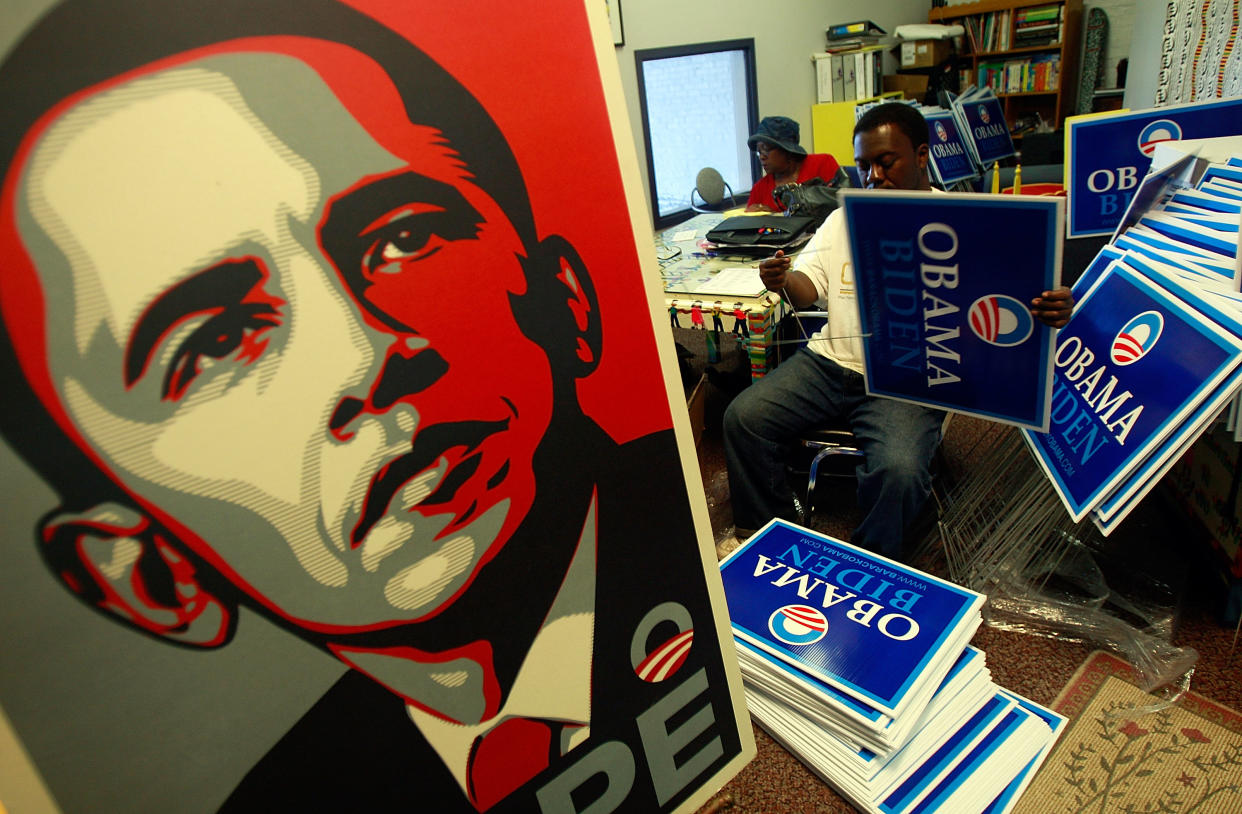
[1071,244,1126,297]
[718,519,983,718]
[1137,211,1240,257]
[1022,262,1242,523]
[925,111,976,186]
[1066,97,1242,238]
[1088,255,1242,534]
[980,691,1067,814]
[842,190,1062,431]
[952,89,1015,167]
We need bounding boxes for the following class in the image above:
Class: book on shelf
[842,56,857,102]
[1014,21,1058,35]
[1013,11,1061,47]
[813,53,844,103]
[857,49,883,99]
[824,35,885,52]
[971,9,1012,52]
[1015,4,1065,44]
[962,17,979,53]
[1015,17,1059,29]
[1014,4,1060,23]
[1003,60,1023,93]
[977,54,1059,93]
[1013,33,1059,48]
[957,5,1068,55]
[827,19,886,42]
[977,61,1002,91]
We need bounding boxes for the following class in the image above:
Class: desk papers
[663,264,766,298]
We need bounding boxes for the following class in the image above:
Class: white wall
[1124,0,1161,108]
[611,0,931,223]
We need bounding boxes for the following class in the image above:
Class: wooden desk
[657,212,783,381]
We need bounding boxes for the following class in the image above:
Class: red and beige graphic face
[15,51,554,633]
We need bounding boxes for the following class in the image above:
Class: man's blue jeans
[722,348,945,558]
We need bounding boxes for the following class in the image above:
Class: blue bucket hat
[747,116,806,157]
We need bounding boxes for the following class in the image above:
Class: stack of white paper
[719,520,1066,814]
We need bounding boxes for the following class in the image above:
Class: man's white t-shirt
[794,189,944,374]
[793,207,864,373]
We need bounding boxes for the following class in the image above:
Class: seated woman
[745,116,841,212]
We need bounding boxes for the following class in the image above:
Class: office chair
[770,311,953,522]
[799,423,865,516]
[690,167,735,213]
[797,413,954,518]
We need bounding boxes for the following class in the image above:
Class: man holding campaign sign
[842,187,1064,430]
[724,103,1073,559]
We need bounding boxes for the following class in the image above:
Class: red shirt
[746,153,842,212]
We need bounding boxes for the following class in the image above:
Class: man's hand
[1030,287,1074,328]
[758,250,792,293]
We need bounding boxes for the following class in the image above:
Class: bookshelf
[930,0,1082,134]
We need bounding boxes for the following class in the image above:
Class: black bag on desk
[774,169,849,229]
[705,214,815,255]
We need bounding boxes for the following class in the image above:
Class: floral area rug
[1014,650,1242,813]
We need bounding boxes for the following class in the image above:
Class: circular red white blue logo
[768,604,828,646]
[968,294,1034,347]
[1111,310,1164,365]
[935,120,948,141]
[978,104,991,124]
[634,628,693,683]
[1137,119,1182,157]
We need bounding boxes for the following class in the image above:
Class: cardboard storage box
[899,39,951,68]
[883,73,929,100]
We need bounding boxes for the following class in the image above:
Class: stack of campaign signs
[719,520,1066,814]
[949,87,1016,171]
[922,105,978,188]
[852,96,996,188]
[855,89,1015,188]
[893,86,1017,187]
[1023,151,1242,535]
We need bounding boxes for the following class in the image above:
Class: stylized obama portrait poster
[0,0,754,811]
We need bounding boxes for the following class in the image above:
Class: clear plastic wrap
[923,423,1199,699]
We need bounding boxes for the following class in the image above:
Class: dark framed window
[634,39,759,228]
